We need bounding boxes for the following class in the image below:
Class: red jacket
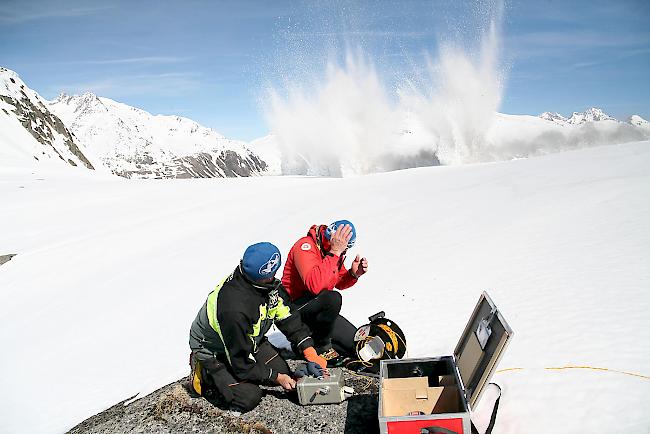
[282,225,358,301]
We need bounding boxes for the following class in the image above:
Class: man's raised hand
[329,224,352,256]
[351,255,368,278]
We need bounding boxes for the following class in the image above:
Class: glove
[303,346,328,370]
[294,361,325,378]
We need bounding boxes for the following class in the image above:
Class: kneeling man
[189,242,327,412]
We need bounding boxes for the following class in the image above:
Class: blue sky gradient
[1,0,648,140]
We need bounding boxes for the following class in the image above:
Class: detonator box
[296,367,349,405]
[378,292,513,434]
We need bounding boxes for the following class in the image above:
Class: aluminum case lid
[453,291,513,410]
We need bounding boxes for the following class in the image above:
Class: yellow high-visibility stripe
[248,304,267,352]
[268,297,291,321]
[207,276,230,363]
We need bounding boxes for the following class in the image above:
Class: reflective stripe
[206,276,231,363]
[296,336,311,348]
[248,304,267,352]
[206,274,293,364]
[268,297,291,321]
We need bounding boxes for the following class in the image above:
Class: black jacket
[189,265,313,382]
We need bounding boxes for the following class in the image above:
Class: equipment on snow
[345,311,407,375]
[296,367,354,405]
[377,292,512,434]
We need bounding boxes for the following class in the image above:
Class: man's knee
[230,383,263,412]
[318,290,342,313]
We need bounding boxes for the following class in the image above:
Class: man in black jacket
[189,242,327,412]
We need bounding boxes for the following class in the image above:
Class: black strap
[471,383,502,434]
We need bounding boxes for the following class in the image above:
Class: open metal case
[378,292,514,434]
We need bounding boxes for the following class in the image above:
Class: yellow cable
[377,324,400,353]
[346,370,375,394]
[495,365,649,380]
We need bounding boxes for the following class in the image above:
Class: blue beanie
[242,242,282,281]
[324,220,356,249]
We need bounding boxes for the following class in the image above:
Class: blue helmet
[324,220,356,249]
[241,242,282,281]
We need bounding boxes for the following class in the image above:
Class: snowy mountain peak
[52,92,71,103]
[1,67,40,103]
[48,93,267,179]
[540,112,568,125]
[0,67,95,169]
[567,107,615,125]
[1,66,21,85]
[629,114,648,126]
[52,92,109,117]
[539,107,617,126]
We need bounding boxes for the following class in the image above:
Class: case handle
[420,427,458,434]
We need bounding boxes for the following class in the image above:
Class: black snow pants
[191,339,290,412]
[293,290,357,356]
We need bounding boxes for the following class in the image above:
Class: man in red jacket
[282,220,369,364]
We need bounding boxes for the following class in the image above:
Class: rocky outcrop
[174,150,268,179]
[0,254,16,266]
[69,369,380,434]
[0,67,94,169]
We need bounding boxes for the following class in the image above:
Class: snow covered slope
[48,93,268,179]
[248,133,283,175]
[1,140,649,433]
[629,114,650,133]
[481,111,649,161]
[0,68,96,170]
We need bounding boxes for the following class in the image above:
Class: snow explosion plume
[265,53,413,177]
[263,3,505,176]
[402,20,504,165]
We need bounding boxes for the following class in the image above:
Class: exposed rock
[0,254,17,266]
[69,367,380,434]
[0,85,94,170]
[175,151,268,179]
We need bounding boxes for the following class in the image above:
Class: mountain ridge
[48,91,267,179]
[0,67,95,169]
[539,107,643,126]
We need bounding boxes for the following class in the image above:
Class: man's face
[322,234,331,251]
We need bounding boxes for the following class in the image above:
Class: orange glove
[303,346,328,370]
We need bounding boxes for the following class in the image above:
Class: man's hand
[275,373,296,391]
[329,224,352,256]
[303,347,330,376]
[350,255,368,278]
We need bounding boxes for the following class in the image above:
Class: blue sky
[1,0,648,141]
